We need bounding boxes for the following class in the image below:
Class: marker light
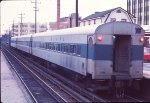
[139,37,144,43]
[97,36,102,42]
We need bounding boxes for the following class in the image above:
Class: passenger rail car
[11,22,144,89]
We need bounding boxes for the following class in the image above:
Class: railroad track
[2,46,81,102]
[2,47,59,103]
[2,45,107,102]
[3,45,149,102]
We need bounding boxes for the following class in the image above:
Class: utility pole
[76,0,78,27]
[57,0,60,29]
[18,12,25,36]
[12,19,14,36]
[31,0,40,33]
[9,27,11,46]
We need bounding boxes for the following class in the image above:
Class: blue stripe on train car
[94,44,113,60]
[80,44,88,58]
[131,45,143,60]
[85,44,113,60]
[85,44,143,60]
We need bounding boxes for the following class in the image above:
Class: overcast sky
[1,0,127,34]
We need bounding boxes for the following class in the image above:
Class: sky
[0,0,127,34]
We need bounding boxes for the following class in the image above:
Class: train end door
[113,35,131,74]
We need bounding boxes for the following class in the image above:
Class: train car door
[29,35,32,54]
[113,35,131,73]
[16,37,18,49]
[87,36,95,77]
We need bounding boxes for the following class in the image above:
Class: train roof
[12,34,33,39]
[94,22,144,35]
[32,24,101,37]
[11,22,144,39]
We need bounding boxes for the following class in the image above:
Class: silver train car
[11,22,144,89]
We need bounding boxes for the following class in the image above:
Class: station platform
[143,63,150,79]
[1,52,28,103]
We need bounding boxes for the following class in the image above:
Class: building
[80,7,135,26]
[49,13,81,30]
[12,22,47,36]
[49,17,69,30]
[127,0,150,35]
[127,0,150,25]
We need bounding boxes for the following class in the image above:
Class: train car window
[41,43,43,48]
[58,44,60,51]
[52,43,55,50]
[116,9,121,13]
[36,42,38,48]
[77,45,81,55]
[51,43,53,50]
[61,44,64,52]
[37,42,39,47]
[48,43,50,49]
[32,42,34,47]
[44,43,46,49]
[110,18,116,22]
[44,43,45,48]
[39,42,41,48]
[136,28,141,33]
[55,44,58,51]
[40,43,42,48]
[47,43,49,49]
[26,41,28,46]
[64,44,68,53]
[50,43,52,50]
[67,44,69,53]
[40,42,41,48]
[73,45,77,54]
[44,43,47,49]
[49,43,51,49]
[64,44,66,52]
[65,44,67,52]
[34,42,40,48]
[63,44,65,52]
[42,43,44,48]
[121,19,127,22]
[33,42,35,47]
[70,45,74,53]
[48,42,51,49]
[43,43,44,48]
[35,42,36,47]
[46,43,48,49]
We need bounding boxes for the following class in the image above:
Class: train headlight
[97,36,103,42]
[139,37,144,43]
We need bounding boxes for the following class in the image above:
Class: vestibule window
[121,19,127,22]
[110,18,116,22]
[88,20,91,25]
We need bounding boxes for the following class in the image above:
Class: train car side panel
[32,34,88,76]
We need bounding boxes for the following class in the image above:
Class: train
[11,22,144,92]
